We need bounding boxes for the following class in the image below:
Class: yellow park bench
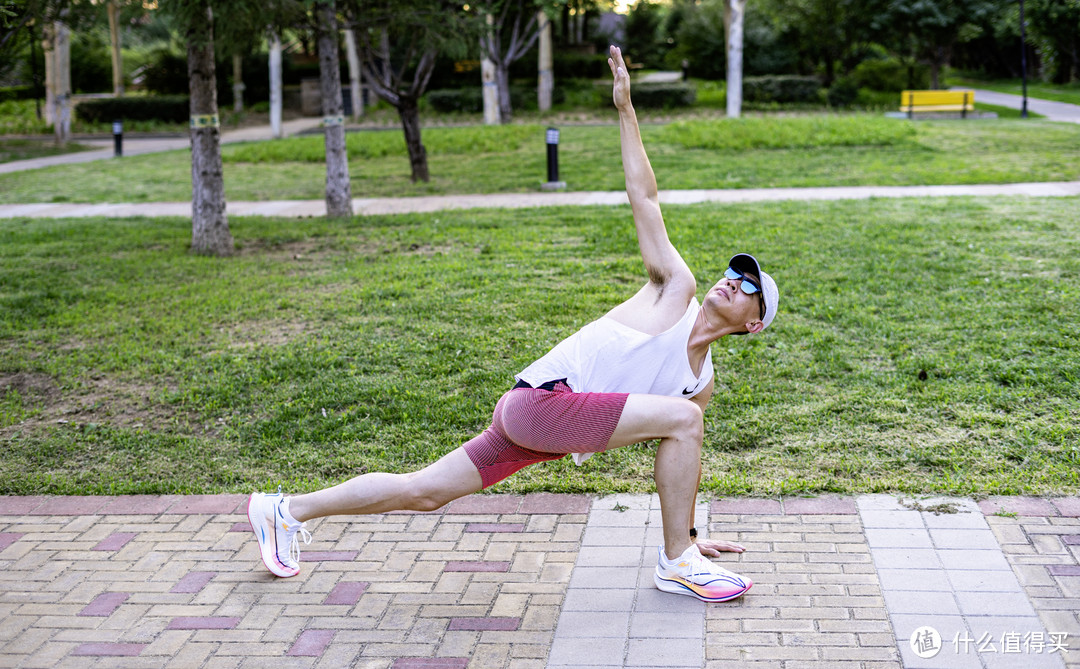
[900,90,975,118]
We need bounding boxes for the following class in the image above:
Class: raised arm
[608,46,695,299]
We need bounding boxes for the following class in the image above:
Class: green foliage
[631,83,697,109]
[76,95,190,124]
[0,85,35,102]
[658,116,918,151]
[827,77,860,108]
[1,198,1078,496]
[743,75,823,104]
[849,58,931,92]
[0,99,48,134]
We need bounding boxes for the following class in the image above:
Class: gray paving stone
[890,614,973,642]
[937,550,1012,572]
[869,548,943,570]
[955,591,1038,617]
[930,529,1002,550]
[568,567,639,589]
[946,570,1026,593]
[883,590,962,616]
[865,528,934,549]
[628,612,702,639]
[587,510,651,528]
[860,510,927,529]
[548,637,627,666]
[923,513,991,530]
[555,611,631,638]
[581,527,646,547]
[561,589,636,612]
[856,495,909,512]
[876,568,952,592]
[575,546,644,568]
[629,588,705,614]
[895,638,984,669]
[624,638,702,667]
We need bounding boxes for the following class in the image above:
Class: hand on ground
[696,538,747,556]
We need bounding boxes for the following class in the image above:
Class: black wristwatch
[689,528,697,539]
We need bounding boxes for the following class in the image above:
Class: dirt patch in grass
[0,370,213,439]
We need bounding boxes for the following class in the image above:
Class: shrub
[76,95,189,124]
[631,83,697,109]
[141,49,189,95]
[0,86,36,103]
[743,75,822,104]
[827,77,860,108]
[849,58,930,92]
[426,88,483,113]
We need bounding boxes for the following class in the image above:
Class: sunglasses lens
[726,266,761,294]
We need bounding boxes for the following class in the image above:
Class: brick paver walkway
[0,494,1076,668]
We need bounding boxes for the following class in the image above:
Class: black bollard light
[112,120,123,157]
[542,127,566,191]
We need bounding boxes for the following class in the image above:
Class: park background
[0,0,1078,500]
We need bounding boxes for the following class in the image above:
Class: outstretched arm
[608,46,694,295]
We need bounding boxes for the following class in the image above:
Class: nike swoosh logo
[682,384,700,395]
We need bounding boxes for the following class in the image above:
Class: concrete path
[2,180,1079,221]
[0,117,324,176]
[1,493,1076,668]
[956,89,1080,124]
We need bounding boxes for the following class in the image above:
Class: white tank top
[516,299,713,399]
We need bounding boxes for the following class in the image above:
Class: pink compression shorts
[463,381,629,489]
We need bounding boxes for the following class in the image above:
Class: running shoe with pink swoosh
[654,544,752,602]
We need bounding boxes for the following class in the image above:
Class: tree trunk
[269,31,283,138]
[495,62,512,123]
[107,1,123,96]
[344,29,363,121]
[537,11,553,112]
[232,53,244,112]
[399,100,429,183]
[315,0,353,218]
[482,13,499,125]
[41,23,55,126]
[725,0,745,119]
[52,19,71,146]
[187,3,233,257]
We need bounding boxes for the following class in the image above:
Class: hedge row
[743,75,822,104]
[426,85,568,113]
[76,95,190,124]
[0,85,36,103]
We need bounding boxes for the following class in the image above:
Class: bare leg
[605,394,704,561]
[287,446,483,522]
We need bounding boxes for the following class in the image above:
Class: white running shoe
[247,492,311,578]
[654,544,752,602]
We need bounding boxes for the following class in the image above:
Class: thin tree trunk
[42,23,55,125]
[52,19,71,146]
[344,29,363,121]
[187,3,233,257]
[269,30,283,138]
[495,62,512,123]
[316,0,353,218]
[107,1,123,96]
[537,11,553,112]
[232,54,244,112]
[399,100,429,182]
[725,0,745,119]
[482,14,499,124]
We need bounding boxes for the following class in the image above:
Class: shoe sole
[653,571,752,603]
[247,494,299,578]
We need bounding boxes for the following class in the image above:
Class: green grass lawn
[0,138,94,164]
[2,115,1079,203]
[1,197,1077,497]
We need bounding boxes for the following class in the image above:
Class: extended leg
[288,446,483,521]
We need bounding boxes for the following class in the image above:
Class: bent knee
[401,473,453,512]
[671,400,704,441]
